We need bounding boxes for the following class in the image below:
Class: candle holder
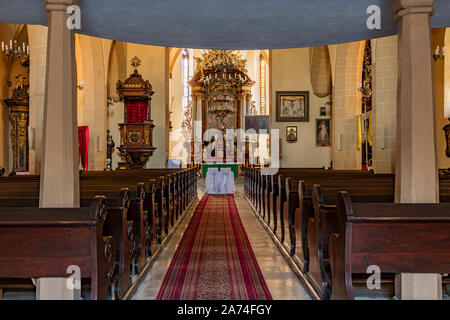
[1,40,30,62]
[433,46,445,62]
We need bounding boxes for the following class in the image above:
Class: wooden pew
[0,196,115,300]
[307,183,450,299]
[101,189,134,299]
[244,166,450,300]
[0,168,198,259]
[329,192,450,300]
[244,168,387,244]
[285,177,394,270]
[276,172,393,245]
[0,188,135,300]
[307,184,394,299]
[0,168,198,300]
[80,181,155,274]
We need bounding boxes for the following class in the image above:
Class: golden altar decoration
[188,50,255,163]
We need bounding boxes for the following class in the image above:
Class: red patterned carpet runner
[156,195,272,300]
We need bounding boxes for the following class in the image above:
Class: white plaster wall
[126,44,169,168]
[271,48,332,168]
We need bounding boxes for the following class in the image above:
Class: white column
[391,0,441,300]
[38,0,80,300]
[40,0,80,208]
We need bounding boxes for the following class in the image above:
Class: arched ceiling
[0,0,449,50]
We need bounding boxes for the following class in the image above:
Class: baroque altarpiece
[4,71,29,173]
[188,50,256,164]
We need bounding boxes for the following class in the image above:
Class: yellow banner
[357,115,362,150]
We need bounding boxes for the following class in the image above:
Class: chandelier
[1,40,29,62]
[194,50,249,89]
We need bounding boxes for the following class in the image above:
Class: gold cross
[131,56,141,69]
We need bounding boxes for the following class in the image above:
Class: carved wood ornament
[116,57,156,169]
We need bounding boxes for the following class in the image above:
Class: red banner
[78,126,89,172]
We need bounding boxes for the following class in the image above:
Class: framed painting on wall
[316,119,331,147]
[286,126,297,143]
[276,91,310,122]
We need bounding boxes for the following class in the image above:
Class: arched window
[181,49,193,114]
[260,54,267,115]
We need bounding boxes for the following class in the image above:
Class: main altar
[188,50,256,166]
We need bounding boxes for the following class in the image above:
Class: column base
[395,273,442,300]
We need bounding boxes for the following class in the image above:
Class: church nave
[0,0,450,306]
[132,180,311,300]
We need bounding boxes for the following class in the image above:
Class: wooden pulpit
[116,57,156,169]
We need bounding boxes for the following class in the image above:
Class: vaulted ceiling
[0,0,449,49]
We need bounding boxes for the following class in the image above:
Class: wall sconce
[433,46,445,62]
[107,97,114,107]
[380,126,385,150]
[338,134,343,151]
[77,80,84,90]
[97,135,102,152]
[29,127,35,151]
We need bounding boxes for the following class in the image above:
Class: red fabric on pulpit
[126,101,149,123]
[78,126,89,172]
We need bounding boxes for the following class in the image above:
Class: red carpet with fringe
[156,194,272,300]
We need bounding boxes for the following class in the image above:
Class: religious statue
[250,101,257,115]
[18,113,27,149]
[444,118,450,158]
[106,130,115,171]
[12,74,29,99]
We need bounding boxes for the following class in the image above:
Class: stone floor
[132,178,311,300]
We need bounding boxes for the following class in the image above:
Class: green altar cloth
[202,163,239,178]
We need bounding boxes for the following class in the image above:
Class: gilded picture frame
[286,126,298,143]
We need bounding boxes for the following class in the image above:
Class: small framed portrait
[286,126,297,143]
[320,106,327,117]
[276,91,309,122]
[316,119,331,147]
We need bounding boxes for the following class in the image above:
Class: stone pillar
[40,0,80,208]
[391,0,441,300]
[36,278,81,300]
[38,0,80,300]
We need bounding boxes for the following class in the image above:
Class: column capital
[391,0,434,19]
[45,0,80,12]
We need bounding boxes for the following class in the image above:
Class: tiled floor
[132,179,311,300]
